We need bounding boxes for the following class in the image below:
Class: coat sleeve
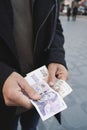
[0,62,16,103]
[0,63,15,87]
[46,17,67,69]
[0,38,18,102]
[44,0,67,68]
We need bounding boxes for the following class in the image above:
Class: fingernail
[49,81,54,86]
[33,93,41,100]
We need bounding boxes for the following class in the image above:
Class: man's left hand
[48,63,69,86]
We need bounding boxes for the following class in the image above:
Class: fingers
[56,72,68,80]
[10,90,33,109]
[12,72,41,100]
[4,89,33,109]
[48,63,69,87]
[17,80,41,100]
[56,65,69,81]
[3,80,38,108]
[2,72,41,108]
[56,69,68,80]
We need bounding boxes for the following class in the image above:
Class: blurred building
[62,0,87,15]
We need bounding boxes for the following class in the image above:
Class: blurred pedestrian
[67,5,71,21]
[72,5,78,21]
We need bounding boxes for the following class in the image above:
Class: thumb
[48,66,57,87]
[18,78,41,100]
[23,83,41,100]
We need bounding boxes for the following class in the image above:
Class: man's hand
[48,63,69,86]
[2,72,41,109]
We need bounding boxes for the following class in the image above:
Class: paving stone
[62,105,87,129]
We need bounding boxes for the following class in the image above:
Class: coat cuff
[0,62,15,101]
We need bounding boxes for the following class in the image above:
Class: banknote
[53,79,73,98]
[25,77,67,121]
[26,65,72,98]
[16,65,72,119]
[26,65,48,83]
[16,66,48,115]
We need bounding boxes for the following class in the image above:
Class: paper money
[26,65,72,98]
[53,79,72,98]
[25,76,67,121]
[26,65,48,83]
[17,65,72,120]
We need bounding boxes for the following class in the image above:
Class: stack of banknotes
[24,65,72,121]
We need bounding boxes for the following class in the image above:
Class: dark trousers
[0,105,16,130]
[13,108,40,130]
[0,105,39,130]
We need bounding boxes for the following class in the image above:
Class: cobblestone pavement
[18,16,87,130]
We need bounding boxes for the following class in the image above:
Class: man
[0,0,68,130]
[72,2,78,21]
[67,5,71,21]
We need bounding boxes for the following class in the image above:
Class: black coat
[67,7,71,16]
[72,6,78,16]
[0,0,66,124]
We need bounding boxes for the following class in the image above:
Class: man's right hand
[2,72,41,109]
